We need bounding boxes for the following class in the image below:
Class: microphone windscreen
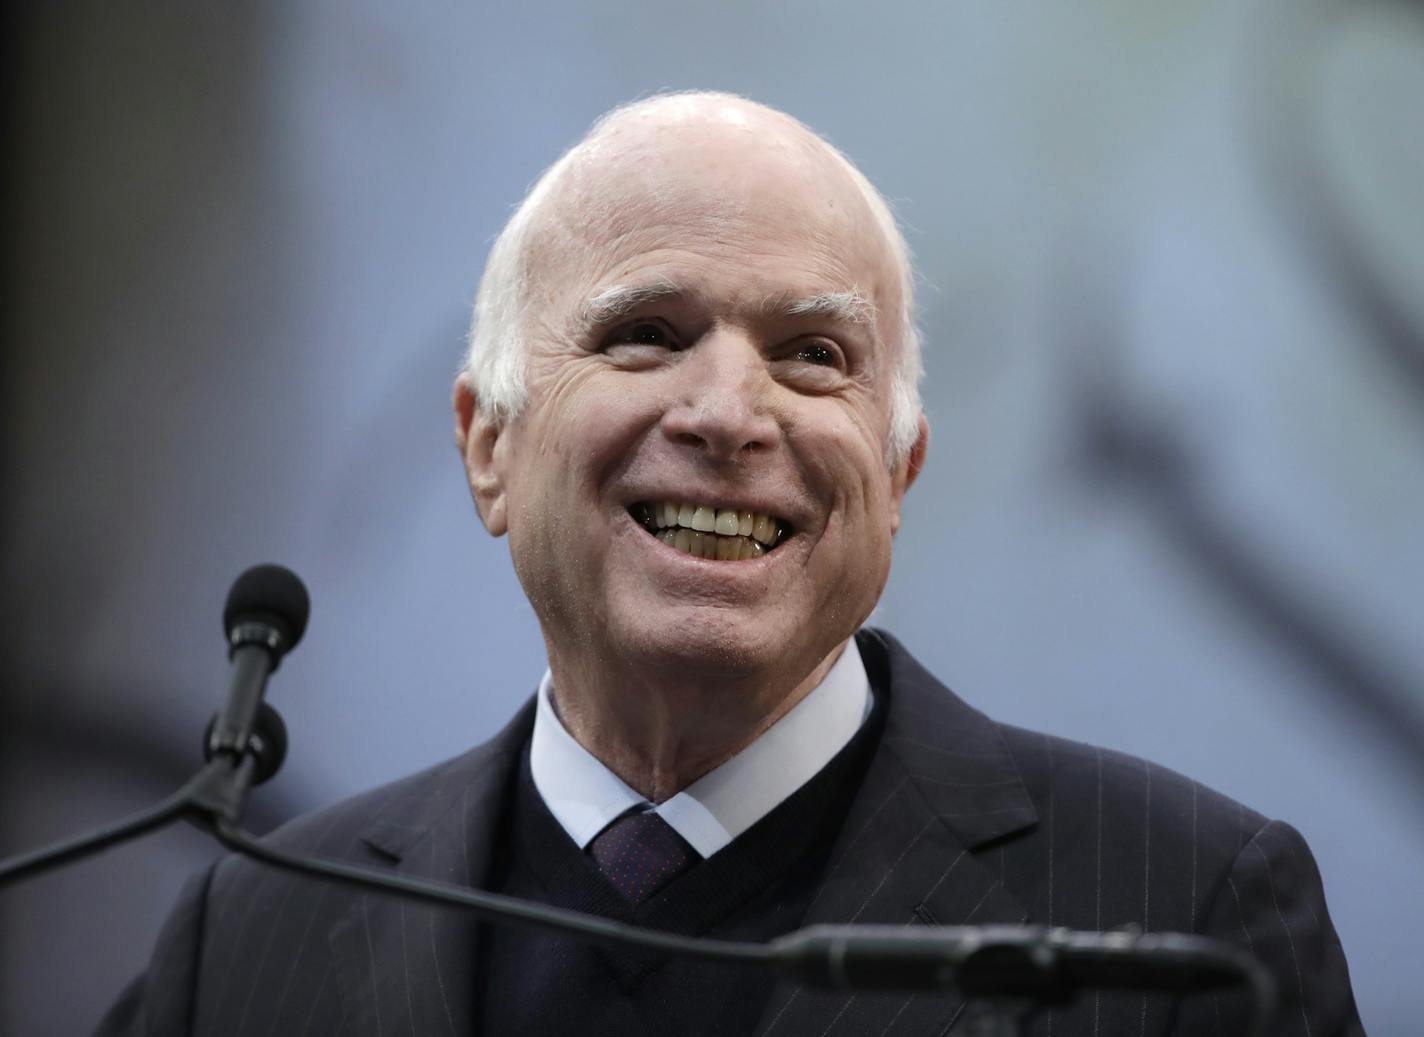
[224,564,311,650]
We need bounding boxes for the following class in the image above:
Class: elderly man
[100,93,1360,1036]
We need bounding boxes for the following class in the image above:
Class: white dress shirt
[529,639,872,859]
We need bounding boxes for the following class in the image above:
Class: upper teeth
[646,501,782,544]
[636,501,786,560]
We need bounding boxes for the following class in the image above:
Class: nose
[660,328,782,461]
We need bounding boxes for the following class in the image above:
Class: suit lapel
[756,630,1038,1037]
[327,700,534,1037]
[319,630,1034,1037]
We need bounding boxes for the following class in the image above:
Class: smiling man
[100,93,1361,1037]
[453,95,924,810]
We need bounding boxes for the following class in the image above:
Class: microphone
[769,924,1271,1001]
[204,564,309,784]
[0,564,309,888]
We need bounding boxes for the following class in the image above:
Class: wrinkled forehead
[525,111,902,317]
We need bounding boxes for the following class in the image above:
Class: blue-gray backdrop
[3,2,1421,1033]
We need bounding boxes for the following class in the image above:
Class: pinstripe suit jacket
[98,628,1361,1036]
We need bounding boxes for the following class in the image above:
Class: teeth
[643,501,785,541]
[657,527,771,561]
[638,499,789,559]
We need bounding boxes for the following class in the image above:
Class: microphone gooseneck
[0,564,1277,1037]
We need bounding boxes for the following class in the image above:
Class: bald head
[464,92,923,461]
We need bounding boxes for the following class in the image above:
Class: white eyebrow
[581,282,878,332]
[581,279,684,326]
[779,290,878,329]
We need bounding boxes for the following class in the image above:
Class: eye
[783,337,847,372]
[604,319,681,351]
[793,342,839,367]
[772,337,851,393]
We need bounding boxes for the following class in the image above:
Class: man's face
[461,114,923,688]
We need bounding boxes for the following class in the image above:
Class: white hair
[462,91,923,463]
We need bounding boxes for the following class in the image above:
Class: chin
[607,602,840,687]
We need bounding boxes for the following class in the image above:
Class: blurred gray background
[3,2,1421,1033]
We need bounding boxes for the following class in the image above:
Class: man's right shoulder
[216,695,536,876]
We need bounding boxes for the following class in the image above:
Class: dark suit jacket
[99,629,1361,1035]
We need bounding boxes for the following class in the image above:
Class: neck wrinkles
[546,640,849,802]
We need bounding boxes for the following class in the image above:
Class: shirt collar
[529,638,872,859]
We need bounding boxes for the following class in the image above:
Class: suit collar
[754,628,1037,1037]
[860,627,1038,850]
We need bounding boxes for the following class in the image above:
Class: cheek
[795,408,893,512]
[504,371,666,529]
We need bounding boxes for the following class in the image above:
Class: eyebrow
[581,279,684,326]
[579,281,878,332]
[775,290,877,329]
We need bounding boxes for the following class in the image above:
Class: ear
[888,414,929,536]
[453,373,510,537]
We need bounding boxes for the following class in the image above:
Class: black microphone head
[224,564,311,653]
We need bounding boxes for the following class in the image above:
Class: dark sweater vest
[475,691,887,1036]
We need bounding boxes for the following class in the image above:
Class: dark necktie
[589,808,699,905]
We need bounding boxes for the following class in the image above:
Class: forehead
[527,114,900,317]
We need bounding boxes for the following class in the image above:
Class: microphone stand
[0,722,267,889]
[1,560,1277,1036]
[0,707,1277,1037]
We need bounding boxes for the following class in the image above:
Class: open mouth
[630,501,790,561]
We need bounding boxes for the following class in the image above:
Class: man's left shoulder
[865,626,1268,872]
[996,722,1269,870]
[994,724,1362,1031]
[865,628,1363,1032]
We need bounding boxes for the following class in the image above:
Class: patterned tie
[589,808,699,905]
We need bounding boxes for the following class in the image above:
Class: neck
[546,639,850,802]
